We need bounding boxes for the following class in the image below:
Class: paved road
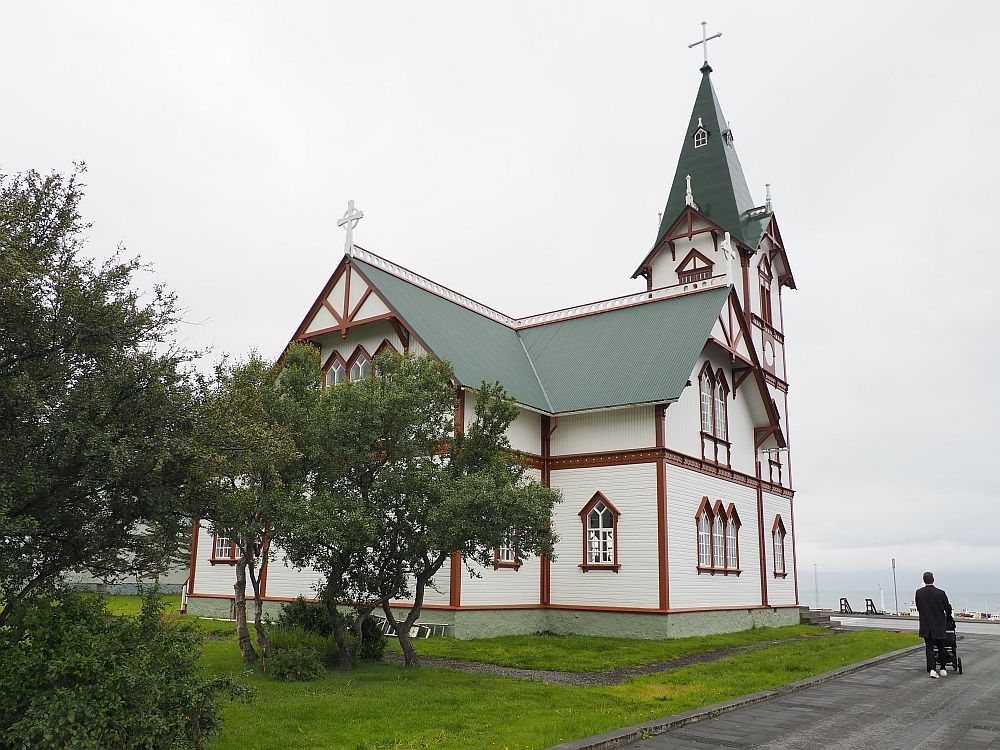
[627,634,1000,750]
[832,616,1000,636]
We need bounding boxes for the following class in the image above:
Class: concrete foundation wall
[189,596,801,639]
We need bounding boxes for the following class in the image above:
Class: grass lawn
[383,625,827,672]
[102,596,920,749]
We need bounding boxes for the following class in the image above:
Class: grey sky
[4,2,999,593]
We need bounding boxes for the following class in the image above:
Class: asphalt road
[626,634,1000,749]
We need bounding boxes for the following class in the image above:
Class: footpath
[553,633,1000,750]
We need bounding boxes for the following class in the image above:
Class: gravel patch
[382,634,822,686]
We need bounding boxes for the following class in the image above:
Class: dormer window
[723,130,734,147]
[694,128,709,149]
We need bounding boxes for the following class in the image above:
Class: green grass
[100,596,919,749]
[384,625,826,672]
[204,629,918,750]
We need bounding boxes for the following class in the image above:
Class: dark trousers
[924,637,948,672]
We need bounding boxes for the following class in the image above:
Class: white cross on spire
[688,21,722,67]
[337,199,364,256]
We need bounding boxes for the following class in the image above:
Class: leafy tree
[0,167,205,626]
[283,350,560,668]
[198,344,320,662]
[281,351,457,669]
[0,591,250,750]
[379,380,560,667]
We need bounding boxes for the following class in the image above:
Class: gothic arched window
[700,369,714,434]
[348,347,371,381]
[696,498,713,569]
[714,379,728,441]
[694,128,709,148]
[579,492,620,571]
[772,515,787,577]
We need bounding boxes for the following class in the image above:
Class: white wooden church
[186,56,801,638]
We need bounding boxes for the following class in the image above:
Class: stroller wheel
[957,657,963,675]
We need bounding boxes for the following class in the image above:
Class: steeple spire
[653,64,764,249]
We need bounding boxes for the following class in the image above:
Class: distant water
[808,589,1000,615]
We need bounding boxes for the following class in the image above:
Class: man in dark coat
[915,571,953,678]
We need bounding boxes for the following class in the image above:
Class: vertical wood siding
[550,406,655,456]
[319,320,401,365]
[548,464,659,609]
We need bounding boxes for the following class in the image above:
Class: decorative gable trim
[676,248,715,285]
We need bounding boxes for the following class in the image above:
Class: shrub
[274,598,385,661]
[0,591,250,750]
[265,644,325,681]
[275,596,331,636]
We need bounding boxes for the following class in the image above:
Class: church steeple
[654,64,763,248]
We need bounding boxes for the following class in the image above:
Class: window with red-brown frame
[579,492,620,572]
[695,497,741,574]
[322,351,347,389]
[210,531,237,565]
[759,257,773,326]
[771,515,787,577]
[493,528,521,570]
[699,363,730,453]
[346,345,372,381]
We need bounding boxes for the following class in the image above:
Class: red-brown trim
[579,492,621,572]
[373,338,400,358]
[756,460,769,607]
[492,530,522,571]
[675,248,715,285]
[342,263,352,337]
[188,591,800,615]
[209,531,237,565]
[540,415,552,605]
[388,317,410,352]
[322,298,345,325]
[789,497,799,604]
[258,534,270,599]
[449,387,465,608]
[546,446,794,499]
[348,286,373,322]
[296,312,398,341]
[655,403,669,610]
[187,519,201,597]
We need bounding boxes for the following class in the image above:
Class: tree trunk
[384,577,427,668]
[324,594,354,670]
[234,557,257,662]
[248,540,272,658]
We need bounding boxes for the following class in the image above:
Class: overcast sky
[5,2,999,599]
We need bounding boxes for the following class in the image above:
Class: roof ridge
[516,331,554,413]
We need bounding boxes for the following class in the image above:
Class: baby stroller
[937,616,962,674]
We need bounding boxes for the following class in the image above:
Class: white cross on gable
[688,21,722,67]
[337,199,364,256]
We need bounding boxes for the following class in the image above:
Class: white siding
[192,521,237,596]
[762,492,797,605]
[550,406,655,456]
[508,408,541,455]
[347,272,369,313]
[354,292,390,320]
[318,320,400,365]
[549,463,659,609]
[665,466,763,609]
[303,304,337,335]
[262,550,325,600]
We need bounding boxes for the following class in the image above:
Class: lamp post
[814,563,819,610]
[892,558,899,615]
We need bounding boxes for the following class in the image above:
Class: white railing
[352,246,729,330]
[352,247,517,326]
[515,275,730,328]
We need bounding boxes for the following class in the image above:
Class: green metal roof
[655,65,767,248]
[353,259,551,411]
[354,257,728,414]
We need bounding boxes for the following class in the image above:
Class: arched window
[712,512,726,569]
[694,128,709,148]
[726,504,741,570]
[579,492,621,571]
[759,257,773,326]
[700,371,714,434]
[347,347,371,381]
[772,516,787,576]
[714,380,728,441]
[327,359,346,387]
[696,497,713,569]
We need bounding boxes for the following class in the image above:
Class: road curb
[546,643,923,750]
